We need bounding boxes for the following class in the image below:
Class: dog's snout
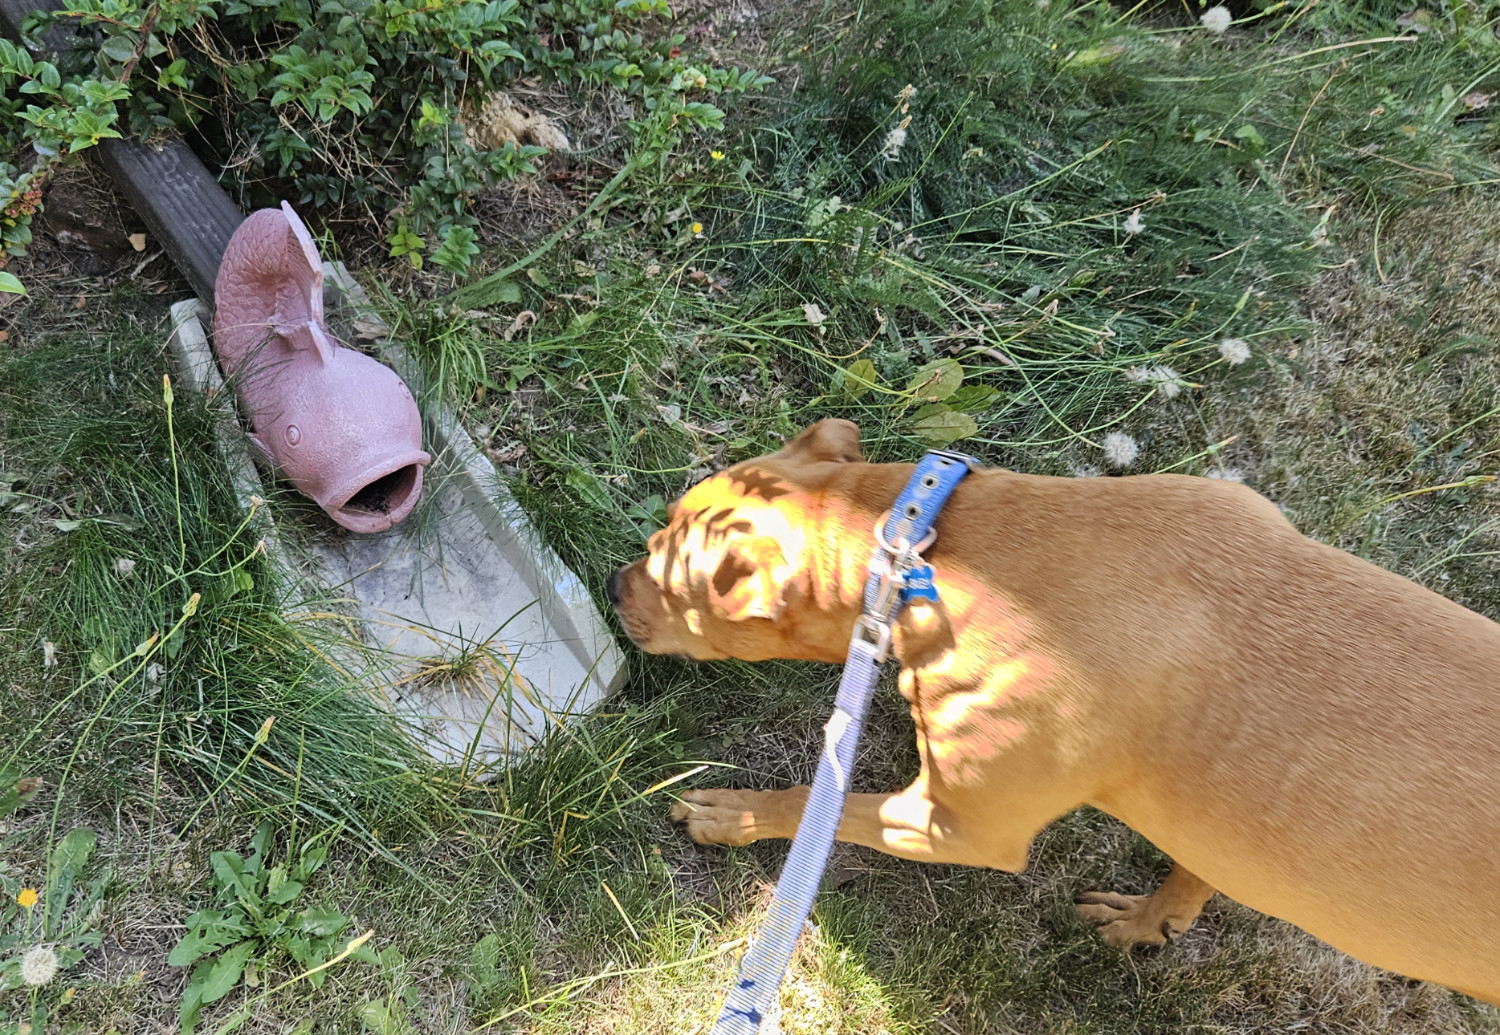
[605,568,624,607]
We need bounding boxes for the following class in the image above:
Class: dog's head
[607,419,865,662]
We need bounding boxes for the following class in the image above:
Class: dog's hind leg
[1074,863,1216,948]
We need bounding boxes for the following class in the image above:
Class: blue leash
[709,449,978,1034]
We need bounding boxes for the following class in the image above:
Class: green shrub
[0,0,768,290]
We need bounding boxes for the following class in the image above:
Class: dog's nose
[605,569,623,607]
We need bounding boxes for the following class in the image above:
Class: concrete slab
[165,287,626,776]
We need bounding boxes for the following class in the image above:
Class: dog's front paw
[669,788,802,846]
[1075,890,1191,949]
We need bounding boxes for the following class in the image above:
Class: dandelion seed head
[1123,210,1145,236]
[114,557,135,577]
[1152,364,1183,398]
[1126,364,1185,398]
[20,945,58,987]
[881,118,912,161]
[1206,467,1245,482]
[1102,431,1140,468]
[1199,6,1232,33]
[1070,464,1103,478]
[1218,337,1251,365]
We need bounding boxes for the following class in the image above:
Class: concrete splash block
[166,293,625,774]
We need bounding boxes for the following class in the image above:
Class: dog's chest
[897,645,1065,783]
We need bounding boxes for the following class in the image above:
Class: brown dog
[607,419,1500,1004]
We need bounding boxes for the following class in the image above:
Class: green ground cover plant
[0,0,768,293]
[455,0,1500,577]
[169,821,373,1034]
[6,0,1500,1031]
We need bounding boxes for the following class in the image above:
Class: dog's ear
[708,536,793,621]
[780,419,864,464]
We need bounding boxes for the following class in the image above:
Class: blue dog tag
[899,564,939,604]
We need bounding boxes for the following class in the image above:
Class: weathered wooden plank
[94,137,245,303]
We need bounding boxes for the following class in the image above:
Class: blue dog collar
[882,449,977,549]
[861,449,978,619]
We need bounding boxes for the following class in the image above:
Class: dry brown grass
[1195,196,1500,613]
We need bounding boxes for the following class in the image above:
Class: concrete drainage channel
[1,0,625,775]
[167,284,625,773]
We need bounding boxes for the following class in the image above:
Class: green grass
[7,0,1500,1031]
[0,330,433,843]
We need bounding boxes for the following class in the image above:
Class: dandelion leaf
[842,359,879,400]
[911,408,978,446]
[46,827,96,920]
[905,359,964,402]
[947,385,1002,412]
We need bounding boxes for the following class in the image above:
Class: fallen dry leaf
[353,317,388,341]
[686,268,728,295]
[502,310,537,342]
[485,442,528,464]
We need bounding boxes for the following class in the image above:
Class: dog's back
[936,471,1500,999]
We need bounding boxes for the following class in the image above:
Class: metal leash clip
[850,613,892,663]
[870,513,940,613]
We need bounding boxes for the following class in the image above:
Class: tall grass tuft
[0,332,436,847]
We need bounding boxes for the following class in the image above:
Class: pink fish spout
[213,203,430,533]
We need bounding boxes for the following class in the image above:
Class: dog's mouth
[606,571,661,653]
[613,611,649,651]
[607,564,726,662]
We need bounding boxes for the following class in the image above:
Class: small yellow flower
[17,888,38,909]
[710,150,725,161]
[691,222,704,235]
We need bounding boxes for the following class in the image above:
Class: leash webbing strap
[710,449,976,1035]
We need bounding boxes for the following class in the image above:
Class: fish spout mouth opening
[327,459,427,533]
